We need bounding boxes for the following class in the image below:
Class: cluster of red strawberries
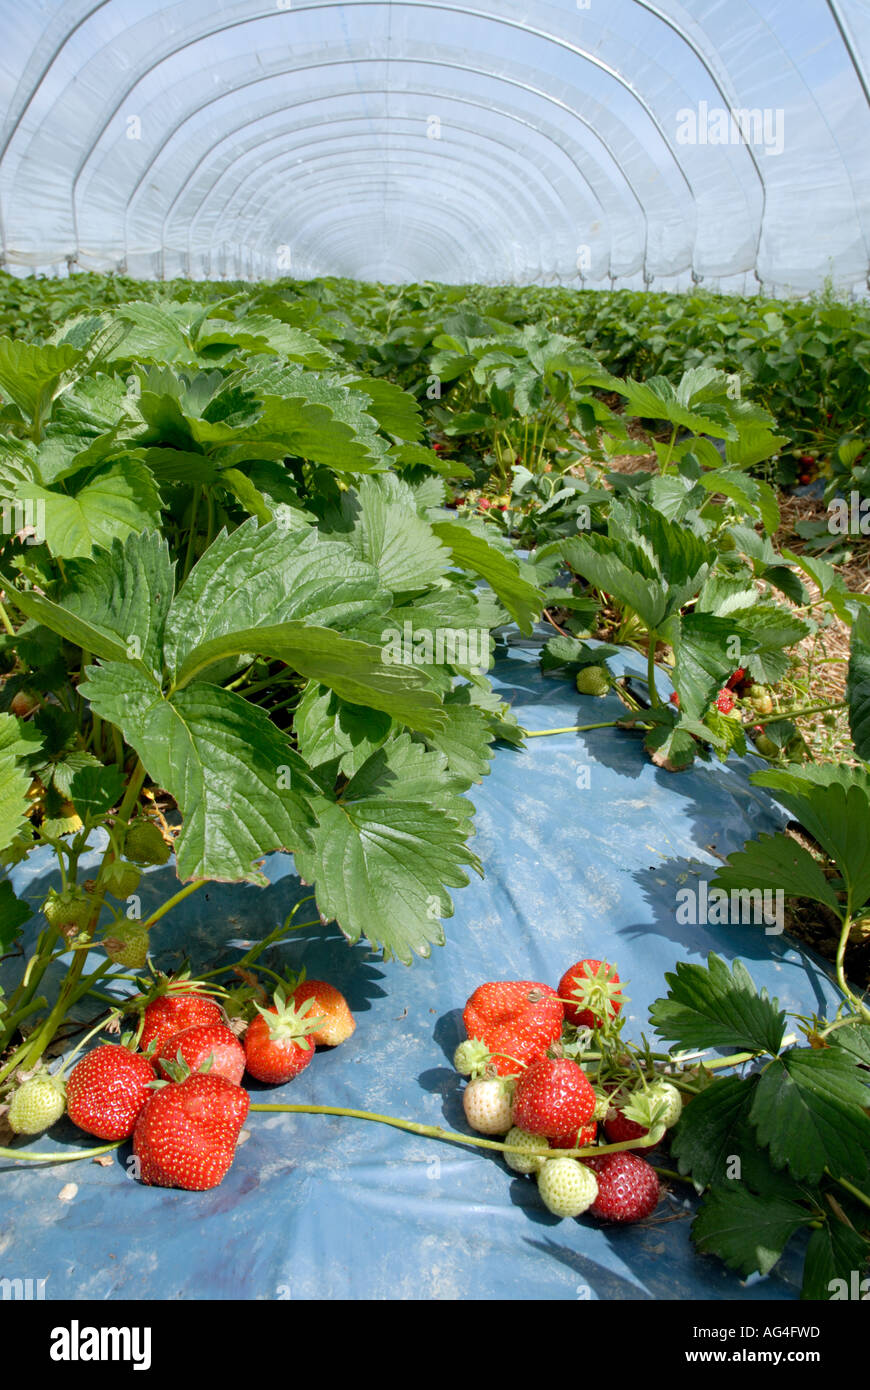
[454,960,682,1223]
[63,975,355,1190]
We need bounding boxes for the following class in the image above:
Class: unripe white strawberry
[504,1125,550,1175]
[645,1080,683,1129]
[537,1157,599,1218]
[463,1076,515,1135]
[8,1073,66,1135]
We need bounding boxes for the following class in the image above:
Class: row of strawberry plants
[0,272,867,1298]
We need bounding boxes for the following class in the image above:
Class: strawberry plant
[0,287,544,1094]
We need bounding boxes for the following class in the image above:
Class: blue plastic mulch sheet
[0,636,843,1301]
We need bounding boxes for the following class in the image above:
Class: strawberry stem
[249,1103,661,1160]
[523,722,621,738]
[0,1139,121,1164]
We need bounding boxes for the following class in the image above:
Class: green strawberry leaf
[0,337,81,426]
[847,606,870,761]
[337,476,451,592]
[68,764,126,821]
[19,460,162,558]
[711,831,843,916]
[670,1075,760,1191]
[750,1048,870,1185]
[295,782,480,963]
[691,1185,814,1278]
[430,520,543,634]
[751,766,870,913]
[163,517,390,676]
[294,683,393,776]
[650,953,787,1055]
[0,879,32,951]
[346,377,424,441]
[81,662,317,884]
[4,531,173,679]
[0,742,31,857]
[800,1221,870,1301]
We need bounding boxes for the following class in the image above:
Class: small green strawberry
[123,820,171,866]
[102,860,142,899]
[453,1038,493,1078]
[749,685,774,716]
[503,1125,550,1175]
[754,734,778,758]
[103,923,150,969]
[43,886,93,932]
[575,665,610,697]
[537,1157,599,1218]
[8,1072,66,1134]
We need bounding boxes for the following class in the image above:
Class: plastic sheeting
[0,1,868,292]
[0,639,844,1301]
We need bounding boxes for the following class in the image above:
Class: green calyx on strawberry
[453,1038,493,1078]
[575,665,610,697]
[251,985,324,1048]
[123,819,171,866]
[7,1070,66,1135]
[102,859,142,899]
[557,959,626,1031]
[242,985,324,1084]
[156,1023,246,1087]
[103,922,150,969]
[43,885,93,932]
[622,1080,682,1134]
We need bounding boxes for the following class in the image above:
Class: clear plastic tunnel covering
[0,0,868,292]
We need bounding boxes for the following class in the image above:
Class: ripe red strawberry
[133,1073,249,1191]
[725,668,745,691]
[715,688,735,715]
[291,980,355,1047]
[550,1120,597,1150]
[463,981,563,1078]
[558,960,624,1030]
[244,986,321,1084]
[586,1151,660,1223]
[139,991,224,1055]
[512,1057,596,1139]
[66,1044,156,1140]
[669,691,680,708]
[156,1022,245,1086]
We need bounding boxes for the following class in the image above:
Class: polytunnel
[0,0,868,291]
